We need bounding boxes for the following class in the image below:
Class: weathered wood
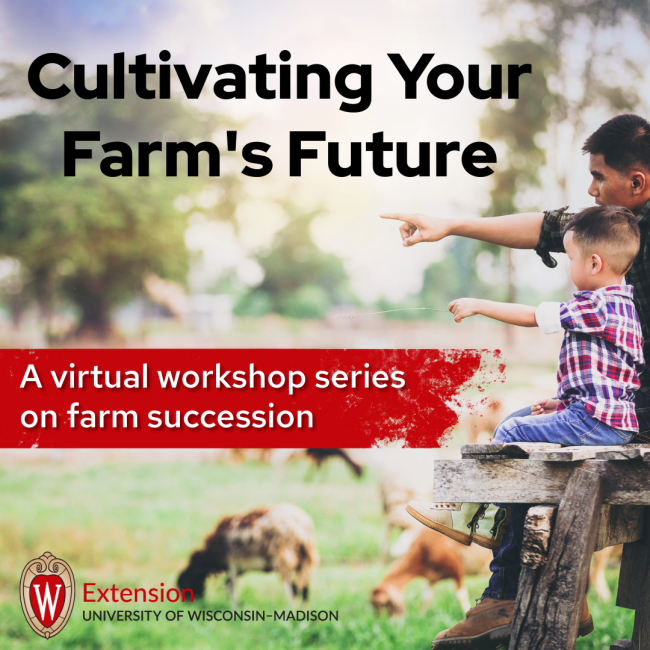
[433,459,650,505]
[521,505,557,569]
[459,454,511,460]
[595,505,645,551]
[509,469,603,650]
[461,442,561,459]
[610,641,633,649]
[616,507,650,649]
[510,566,537,644]
[617,506,650,606]
[596,446,650,461]
[462,443,650,461]
[632,602,650,649]
[529,446,598,462]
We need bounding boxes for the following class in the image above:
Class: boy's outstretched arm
[449,298,537,327]
[379,212,544,249]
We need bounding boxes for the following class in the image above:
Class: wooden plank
[463,444,650,461]
[529,447,598,462]
[511,567,538,645]
[597,447,650,461]
[634,612,650,650]
[530,444,650,462]
[433,459,650,505]
[595,505,645,551]
[617,507,650,650]
[509,469,603,650]
[521,505,557,569]
[461,442,561,459]
[597,448,642,460]
[617,506,650,608]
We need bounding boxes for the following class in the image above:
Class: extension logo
[20,552,75,639]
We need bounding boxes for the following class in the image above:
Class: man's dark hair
[563,205,640,274]
[583,114,650,173]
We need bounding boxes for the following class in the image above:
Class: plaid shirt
[536,203,650,432]
[537,286,643,431]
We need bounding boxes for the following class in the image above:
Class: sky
[1,0,649,302]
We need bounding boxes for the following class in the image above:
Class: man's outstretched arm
[380,211,545,249]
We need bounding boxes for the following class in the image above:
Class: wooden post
[520,505,557,569]
[509,469,603,650]
[595,504,645,551]
[616,505,650,650]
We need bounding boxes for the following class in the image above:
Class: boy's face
[563,230,600,291]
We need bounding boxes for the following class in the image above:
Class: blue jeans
[482,398,639,601]
[493,400,634,447]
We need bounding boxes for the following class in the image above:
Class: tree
[0,66,238,338]
[1,169,189,337]
[489,0,650,204]
[237,204,353,319]
[479,0,650,323]
[479,39,559,315]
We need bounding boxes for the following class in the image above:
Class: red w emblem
[20,552,75,639]
[30,575,66,627]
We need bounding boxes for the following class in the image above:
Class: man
[381,113,650,647]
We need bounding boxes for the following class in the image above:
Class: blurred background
[0,0,648,356]
[1,0,649,647]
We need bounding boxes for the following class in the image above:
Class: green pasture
[0,458,634,649]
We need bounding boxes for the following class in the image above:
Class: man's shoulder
[635,199,650,223]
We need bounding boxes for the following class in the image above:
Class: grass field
[0,457,635,649]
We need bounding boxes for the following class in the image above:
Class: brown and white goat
[371,526,491,617]
[178,503,319,606]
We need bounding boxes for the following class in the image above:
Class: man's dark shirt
[535,201,650,441]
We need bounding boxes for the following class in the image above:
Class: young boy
[407,204,644,552]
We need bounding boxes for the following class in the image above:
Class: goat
[374,448,443,559]
[371,526,491,617]
[590,544,622,601]
[178,503,319,607]
[305,448,364,478]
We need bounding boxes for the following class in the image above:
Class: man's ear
[591,253,604,274]
[630,170,648,195]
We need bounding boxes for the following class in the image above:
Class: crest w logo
[20,552,75,639]
[33,581,63,623]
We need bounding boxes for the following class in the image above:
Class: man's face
[587,154,635,209]
[586,153,650,213]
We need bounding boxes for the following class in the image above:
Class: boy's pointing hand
[448,298,480,323]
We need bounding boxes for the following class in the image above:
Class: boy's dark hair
[563,205,640,274]
[583,114,650,173]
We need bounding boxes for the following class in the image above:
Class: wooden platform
[433,442,650,650]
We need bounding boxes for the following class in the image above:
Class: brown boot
[432,596,594,648]
[432,598,515,648]
[580,596,594,636]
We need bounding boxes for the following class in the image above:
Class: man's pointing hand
[380,212,450,246]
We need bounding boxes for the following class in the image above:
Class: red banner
[0,349,503,448]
